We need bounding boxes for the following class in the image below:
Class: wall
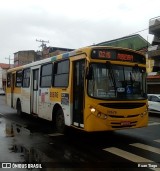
[14,50,36,67]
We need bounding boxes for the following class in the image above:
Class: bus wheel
[17,101,22,116]
[55,109,65,133]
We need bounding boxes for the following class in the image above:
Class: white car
[0,88,5,95]
[148,94,160,114]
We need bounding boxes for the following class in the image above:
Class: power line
[129,28,149,36]
[129,22,160,36]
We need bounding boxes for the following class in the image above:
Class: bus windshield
[88,63,146,100]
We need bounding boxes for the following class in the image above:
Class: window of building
[40,63,52,87]
[16,70,22,87]
[53,60,69,87]
[22,68,30,87]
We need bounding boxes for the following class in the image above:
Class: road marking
[130,143,160,154]
[103,147,152,162]
[154,139,160,143]
[103,147,158,171]
[148,122,160,126]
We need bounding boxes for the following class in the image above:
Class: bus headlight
[89,106,108,119]
[90,107,96,113]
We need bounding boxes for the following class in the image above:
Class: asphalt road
[0,95,160,171]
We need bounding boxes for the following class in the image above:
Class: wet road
[0,96,160,171]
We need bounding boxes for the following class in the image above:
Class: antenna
[36,39,49,50]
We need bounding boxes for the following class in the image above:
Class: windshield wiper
[106,62,117,96]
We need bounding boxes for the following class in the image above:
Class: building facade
[14,47,74,67]
[147,16,160,93]
[14,50,36,67]
[36,46,74,60]
[0,63,10,91]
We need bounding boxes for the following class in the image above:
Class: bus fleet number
[50,92,58,98]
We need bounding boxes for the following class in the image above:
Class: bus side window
[22,68,30,87]
[53,60,69,87]
[16,70,22,87]
[7,73,11,87]
[40,63,52,87]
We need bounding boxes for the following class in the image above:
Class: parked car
[148,94,160,113]
[0,88,5,95]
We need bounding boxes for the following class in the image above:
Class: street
[0,96,160,171]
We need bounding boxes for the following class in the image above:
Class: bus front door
[32,69,39,114]
[73,59,85,128]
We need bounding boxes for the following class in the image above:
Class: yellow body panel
[84,97,148,132]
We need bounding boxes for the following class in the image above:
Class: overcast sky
[0,0,160,63]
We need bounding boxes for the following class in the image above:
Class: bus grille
[99,103,146,109]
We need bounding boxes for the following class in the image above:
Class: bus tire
[17,101,22,116]
[55,109,65,133]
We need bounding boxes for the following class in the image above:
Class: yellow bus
[6,46,148,132]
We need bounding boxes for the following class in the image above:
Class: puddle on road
[0,118,52,170]
[5,121,31,137]
[0,118,97,171]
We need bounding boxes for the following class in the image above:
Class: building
[35,47,74,61]
[147,16,160,93]
[49,47,74,57]
[14,50,36,67]
[37,46,74,60]
[96,34,149,53]
[14,47,74,66]
[0,63,10,91]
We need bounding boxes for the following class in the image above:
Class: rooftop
[96,34,150,51]
[0,63,10,69]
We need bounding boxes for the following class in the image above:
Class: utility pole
[36,39,49,50]
[5,55,13,68]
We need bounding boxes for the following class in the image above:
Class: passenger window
[7,73,11,87]
[16,70,22,87]
[22,68,30,87]
[40,63,52,87]
[53,60,69,87]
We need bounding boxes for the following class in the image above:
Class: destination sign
[117,53,133,61]
[91,49,146,64]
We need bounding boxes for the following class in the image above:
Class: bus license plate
[121,121,131,126]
